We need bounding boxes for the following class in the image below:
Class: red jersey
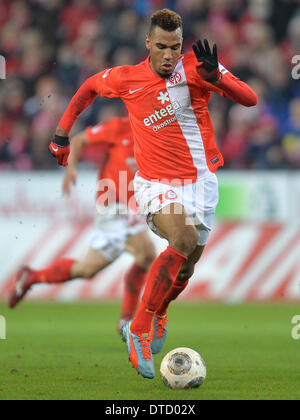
[95,53,256,183]
[60,51,257,184]
[86,117,137,206]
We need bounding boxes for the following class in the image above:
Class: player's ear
[145,35,151,52]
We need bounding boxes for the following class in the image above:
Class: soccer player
[48,9,257,378]
[9,115,156,333]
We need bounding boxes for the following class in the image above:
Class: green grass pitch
[0,301,300,400]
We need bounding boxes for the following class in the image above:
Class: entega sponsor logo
[144,101,181,132]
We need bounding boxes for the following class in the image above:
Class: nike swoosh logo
[102,68,112,79]
[129,87,144,95]
[51,145,59,152]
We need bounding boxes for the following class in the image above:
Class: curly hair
[149,9,183,36]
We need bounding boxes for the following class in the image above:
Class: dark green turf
[0,301,299,400]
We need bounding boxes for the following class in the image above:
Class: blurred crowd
[0,0,300,171]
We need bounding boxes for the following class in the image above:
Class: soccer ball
[160,347,206,390]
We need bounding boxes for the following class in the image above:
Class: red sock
[121,263,148,320]
[131,247,187,335]
[157,278,189,317]
[30,259,76,285]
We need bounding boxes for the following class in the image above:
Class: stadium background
[0,0,300,303]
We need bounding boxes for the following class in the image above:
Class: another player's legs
[9,230,154,322]
[70,247,112,279]
[118,231,156,333]
[8,248,111,308]
[123,204,198,378]
[117,264,148,334]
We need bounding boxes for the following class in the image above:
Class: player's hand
[192,39,221,84]
[63,167,77,196]
[49,135,70,167]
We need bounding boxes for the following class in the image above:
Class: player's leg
[125,230,156,270]
[151,245,205,354]
[130,203,198,334]
[157,244,205,317]
[8,258,75,309]
[123,174,219,374]
[70,247,111,279]
[149,178,218,353]
[153,174,218,317]
[118,231,156,332]
[8,248,111,309]
[122,204,197,378]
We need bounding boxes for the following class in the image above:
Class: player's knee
[169,229,198,257]
[139,253,156,270]
[135,247,156,270]
[178,265,195,283]
[80,266,99,279]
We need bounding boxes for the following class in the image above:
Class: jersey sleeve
[59,74,100,132]
[200,62,257,107]
[187,52,237,90]
[213,69,257,107]
[58,68,125,132]
[96,67,124,98]
[198,62,237,93]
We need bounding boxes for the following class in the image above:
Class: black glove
[192,39,221,83]
[49,135,70,167]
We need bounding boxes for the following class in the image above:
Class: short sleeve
[96,67,123,98]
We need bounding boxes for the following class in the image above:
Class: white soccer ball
[160,347,206,390]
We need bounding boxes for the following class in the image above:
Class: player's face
[146,26,183,79]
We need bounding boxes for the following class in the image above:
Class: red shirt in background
[86,117,137,208]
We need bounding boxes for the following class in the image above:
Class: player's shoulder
[119,116,131,126]
[98,58,155,95]
[91,117,119,134]
[105,116,130,133]
[116,117,132,136]
[111,60,147,78]
[122,60,149,84]
[98,65,136,83]
[106,117,132,145]
[109,116,130,128]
